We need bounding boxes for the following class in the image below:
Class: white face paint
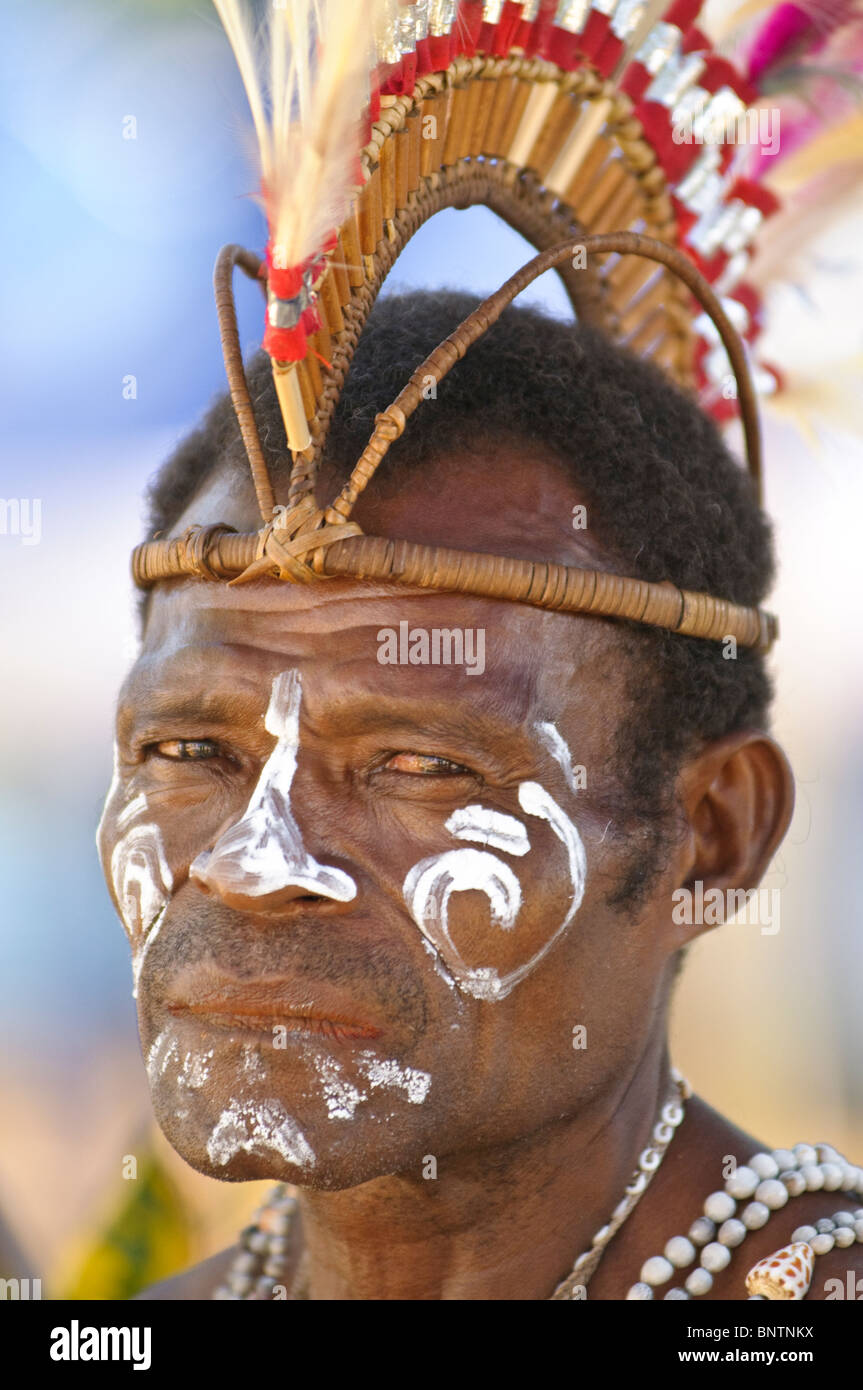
[131,908,167,999]
[445,805,530,856]
[404,847,523,1001]
[309,1050,432,1121]
[146,1025,257,1109]
[517,781,586,925]
[99,742,174,999]
[146,1028,181,1086]
[116,794,149,831]
[403,781,587,1002]
[535,721,582,795]
[206,1098,316,1169]
[190,669,357,905]
[312,1054,366,1120]
[110,822,173,1001]
[178,1048,214,1091]
[355,1051,432,1105]
[241,1046,267,1083]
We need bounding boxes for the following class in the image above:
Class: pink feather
[748,4,814,81]
[746,0,860,82]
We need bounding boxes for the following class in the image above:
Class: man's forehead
[130,576,614,723]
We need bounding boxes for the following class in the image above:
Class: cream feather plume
[213,0,386,272]
[212,0,388,456]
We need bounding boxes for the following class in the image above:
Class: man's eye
[382,753,471,776]
[152,739,221,762]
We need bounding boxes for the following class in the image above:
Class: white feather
[212,0,273,187]
[213,0,387,270]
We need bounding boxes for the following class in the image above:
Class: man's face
[97,446,681,1189]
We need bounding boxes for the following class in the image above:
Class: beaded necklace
[627,1140,863,1300]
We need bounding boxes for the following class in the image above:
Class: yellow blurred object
[765,354,863,452]
[59,1146,192,1301]
[765,112,863,195]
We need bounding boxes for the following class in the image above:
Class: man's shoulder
[134,1244,240,1301]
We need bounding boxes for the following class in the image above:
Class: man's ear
[671,731,794,932]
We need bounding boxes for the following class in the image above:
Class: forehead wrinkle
[125,643,268,695]
[143,571,610,643]
[144,584,549,683]
[145,575,466,630]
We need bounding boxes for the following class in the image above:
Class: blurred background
[0,0,861,1297]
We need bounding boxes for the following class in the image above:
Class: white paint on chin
[312,1054,366,1120]
[356,1052,432,1104]
[179,1049,214,1090]
[190,669,357,903]
[241,1046,267,1083]
[308,1050,431,1120]
[146,1028,180,1085]
[206,1098,316,1169]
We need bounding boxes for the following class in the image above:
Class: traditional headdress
[131,0,862,652]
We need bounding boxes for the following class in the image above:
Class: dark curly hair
[144,288,776,911]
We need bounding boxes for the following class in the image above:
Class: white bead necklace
[550,1067,690,1298]
[627,1141,863,1300]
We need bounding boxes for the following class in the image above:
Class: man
[99,291,862,1299]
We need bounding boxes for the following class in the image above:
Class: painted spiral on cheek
[403,783,588,1003]
[403,847,522,1002]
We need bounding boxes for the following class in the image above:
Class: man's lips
[165,966,384,1042]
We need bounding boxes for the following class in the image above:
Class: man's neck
[297,1039,673,1301]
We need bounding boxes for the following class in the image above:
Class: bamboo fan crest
[132,0,784,653]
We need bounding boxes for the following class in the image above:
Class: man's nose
[190,811,357,911]
[189,668,357,912]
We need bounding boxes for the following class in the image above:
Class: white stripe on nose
[190,670,357,909]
